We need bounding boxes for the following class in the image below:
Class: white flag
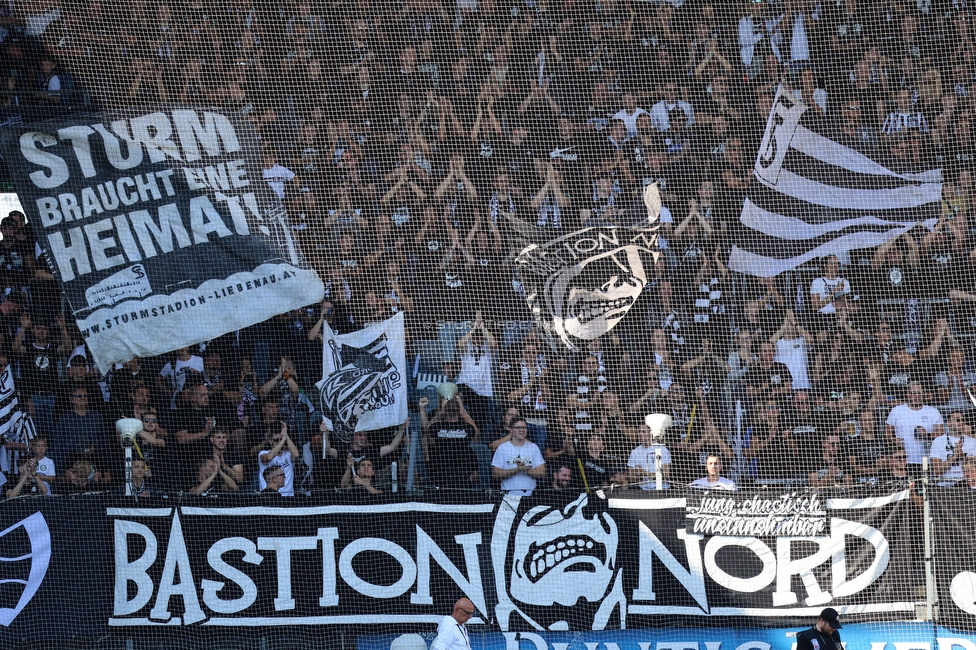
[729,86,941,277]
[316,313,407,440]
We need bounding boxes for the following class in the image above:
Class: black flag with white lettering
[0,109,323,370]
[728,87,942,277]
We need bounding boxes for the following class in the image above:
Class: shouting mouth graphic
[511,495,617,607]
[567,283,639,327]
[550,248,647,346]
[525,534,606,581]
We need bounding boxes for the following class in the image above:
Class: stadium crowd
[2,0,976,497]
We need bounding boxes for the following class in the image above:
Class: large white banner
[316,312,408,438]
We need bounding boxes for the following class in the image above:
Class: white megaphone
[644,413,673,440]
[116,418,144,444]
[643,413,673,491]
[116,418,144,497]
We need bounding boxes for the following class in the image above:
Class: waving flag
[729,86,942,277]
[316,313,407,442]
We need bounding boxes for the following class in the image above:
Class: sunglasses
[143,417,158,423]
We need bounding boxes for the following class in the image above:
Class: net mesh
[0,0,974,648]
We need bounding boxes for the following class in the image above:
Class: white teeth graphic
[524,535,601,582]
[575,296,635,324]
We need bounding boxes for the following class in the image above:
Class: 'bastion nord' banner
[0,488,930,646]
[0,108,324,371]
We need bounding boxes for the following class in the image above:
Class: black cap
[820,607,842,629]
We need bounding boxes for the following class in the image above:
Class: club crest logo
[755,87,807,186]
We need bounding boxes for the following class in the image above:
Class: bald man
[430,598,474,650]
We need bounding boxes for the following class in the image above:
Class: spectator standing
[628,421,672,490]
[191,457,239,495]
[54,385,106,472]
[809,255,852,341]
[257,423,300,496]
[578,431,629,488]
[158,347,204,411]
[845,409,889,481]
[491,417,546,495]
[808,433,854,488]
[421,396,479,489]
[14,312,68,437]
[771,310,813,390]
[886,383,945,473]
[455,311,496,433]
[745,341,794,403]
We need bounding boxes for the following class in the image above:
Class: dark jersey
[796,626,841,650]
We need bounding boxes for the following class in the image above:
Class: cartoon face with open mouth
[510,494,618,607]
[547,246,647,346]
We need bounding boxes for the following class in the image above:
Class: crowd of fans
[2,0,976,497]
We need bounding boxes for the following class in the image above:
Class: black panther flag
[506,185,662,351]
[729,86,942,277]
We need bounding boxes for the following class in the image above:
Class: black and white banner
[0,488,932,643]
[931,488,976,631]
[0,109,324,371]
[685,491,829,537]
[508,219,662,351]
[729,86,942,277]
[317,312,408,438]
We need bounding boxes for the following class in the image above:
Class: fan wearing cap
[796,607,843,650]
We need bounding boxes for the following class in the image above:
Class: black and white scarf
[489,191,516,226]
[520,356,547,410]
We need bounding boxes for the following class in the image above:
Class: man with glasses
[886,382,944,476]
[431,598,475,650]
[262,466,286,494]
[491,417,546,495]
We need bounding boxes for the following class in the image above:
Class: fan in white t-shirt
[690,454,736,490]
[885,383,945,468]
[491,417,546,495]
